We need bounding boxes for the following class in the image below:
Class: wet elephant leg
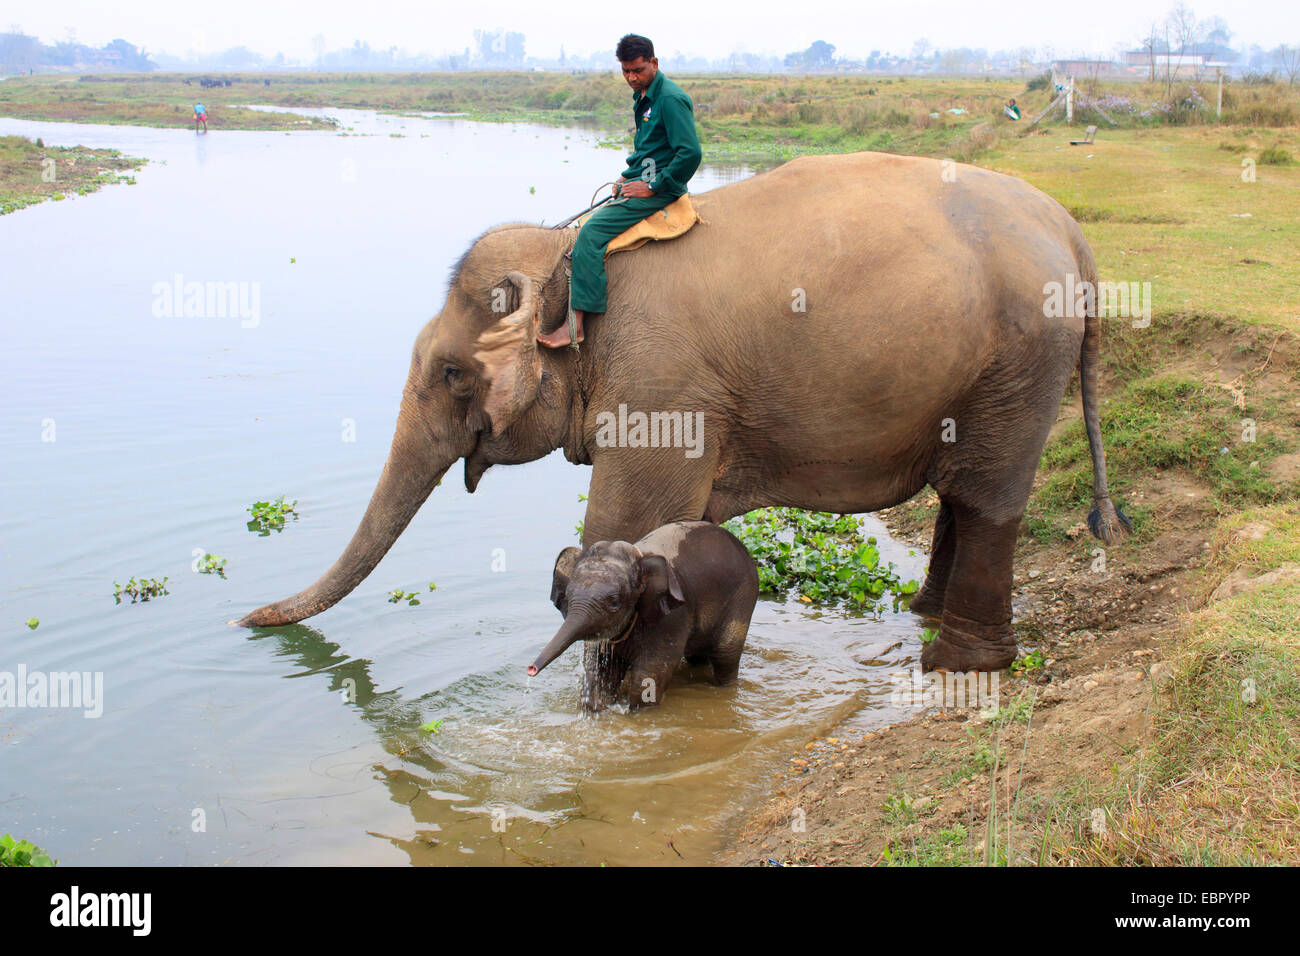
[921,504,1020,672]
[627,660,676,709]
[921,340,1076,672]
[708,618,750,685]
[627,623,691,709]
[909,498,955,619]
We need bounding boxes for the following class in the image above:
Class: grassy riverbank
[0,134,144,215]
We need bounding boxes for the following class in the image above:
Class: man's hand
[620,180,653,198]
[612,177,626,196]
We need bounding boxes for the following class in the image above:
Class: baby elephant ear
[636,554,685,625]
[551,546,582,613]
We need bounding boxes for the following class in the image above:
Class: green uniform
[569,70,702,314]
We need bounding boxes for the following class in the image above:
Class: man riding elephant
[536,34,702,350]
[237,150,1131,694]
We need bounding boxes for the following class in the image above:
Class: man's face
[620,56,658,92]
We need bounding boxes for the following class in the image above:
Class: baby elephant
[528,521,759,709]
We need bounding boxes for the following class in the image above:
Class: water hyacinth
[724,508,919,613]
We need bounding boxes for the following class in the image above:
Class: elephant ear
[636,553,686,626]
[551,546,582,614]
[473,271,542,436]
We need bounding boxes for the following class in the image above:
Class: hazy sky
[7,0,1298,61]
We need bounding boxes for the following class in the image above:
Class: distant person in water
[194,103,207,132]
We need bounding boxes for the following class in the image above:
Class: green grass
[1019,315,1300,543]
[881,824,975,866]
[1257,144,1294,165]
[978,128,1300,332]
[1037,373,1287,510]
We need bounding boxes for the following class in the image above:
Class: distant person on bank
[194,103,207,132]
[536,34,703,349]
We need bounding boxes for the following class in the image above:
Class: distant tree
[1202,16,1232,56]
[1276,44,1300,85]
[784,39,835,71]
[1164,2,1203,83]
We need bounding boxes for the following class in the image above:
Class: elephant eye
[443,365,462,385]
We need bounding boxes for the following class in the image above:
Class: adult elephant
[236,151,1128,685]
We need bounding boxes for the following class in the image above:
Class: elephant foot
[907,585,946,619]
[921,612,1016,673]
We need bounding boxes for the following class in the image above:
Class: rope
[607,610,638,647]
[550,181,628,230]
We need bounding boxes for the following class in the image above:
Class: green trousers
[569,194,677,314]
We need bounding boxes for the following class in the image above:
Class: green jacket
[620,70,702,199]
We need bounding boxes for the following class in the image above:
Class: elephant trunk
[234,417,451,628]
[528,614,589,677]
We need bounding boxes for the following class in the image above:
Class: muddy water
[0,108,929,865]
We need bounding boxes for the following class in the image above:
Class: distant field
[3,71,1298,162]
[979,124,1300,332]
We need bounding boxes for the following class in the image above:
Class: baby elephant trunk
[528,615,588,677]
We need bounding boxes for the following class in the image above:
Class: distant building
[1122,50,1210,77]
[1053,59,1118,77]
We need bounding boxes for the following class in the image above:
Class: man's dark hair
[616,34,654,62]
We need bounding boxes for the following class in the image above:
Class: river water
[0,107,929,865]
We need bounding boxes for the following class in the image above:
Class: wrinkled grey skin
[530,521,759,711]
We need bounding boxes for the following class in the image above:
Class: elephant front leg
[627,622,691,708]
[626,662,676,709]
[580,446,719,545]
[581,641,630,712]
[920,506,1019,673]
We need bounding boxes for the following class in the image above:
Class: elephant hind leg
[920,503,1020,673]
[908,498,955,619]
[920,338,1076,672]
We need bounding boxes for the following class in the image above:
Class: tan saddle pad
[571,194,701,257]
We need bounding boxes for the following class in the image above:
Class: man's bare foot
[537,310,586,349]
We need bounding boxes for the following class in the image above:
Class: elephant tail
[1077,240,1132,544]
